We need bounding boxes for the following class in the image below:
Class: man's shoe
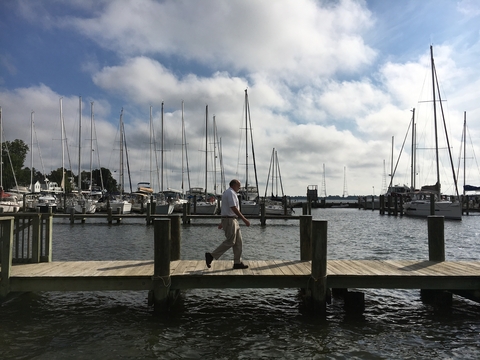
[233,262,248,269]
[205,253,214,268]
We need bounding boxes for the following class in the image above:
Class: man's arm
[231,206,250,227]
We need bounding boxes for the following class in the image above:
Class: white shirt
[221,187,239,217]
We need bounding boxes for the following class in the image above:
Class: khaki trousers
[211,218,243,264]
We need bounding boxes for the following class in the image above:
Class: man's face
[232,182,241,192]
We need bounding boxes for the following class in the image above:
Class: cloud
[64,0,376,84]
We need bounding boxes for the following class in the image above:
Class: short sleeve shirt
[221,187,239,217]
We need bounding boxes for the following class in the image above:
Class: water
[1,209,480,359]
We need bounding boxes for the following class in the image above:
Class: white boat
[36,194,58,213]
[404,194,462,220]
[188,187,217,215]
[0,189,20,213]
[238,89,260,215]
[109,199,132,214]
[403,46,462,220]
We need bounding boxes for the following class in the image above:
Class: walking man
[205,179,250,269]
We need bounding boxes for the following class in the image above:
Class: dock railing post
[152,218,172,312]
[146,201,151,225]
[300,215,312,261]
[0,217,14,299]
[31,213,42,263]
[42,213,53,262]
[310,219,327,317]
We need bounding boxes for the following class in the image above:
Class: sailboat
[70,97,96,214]
[167,100,190,213]
[264,148,292,215]
[109,108,132,214]
[154,102,174,215]
[238,89,260,215]
[457,112,480,211]
[403,46,462,220]
[189,105,218,215]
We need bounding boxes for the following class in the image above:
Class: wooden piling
[299,215,312,261]
[421,215,451,307]
[427,215,445,261]
[169,214,181,261]
[260,202,266,226]
[107,207,112,224]
[70,207,75,224]
[146,202,151,225]
[0,217,14,299]
[152,219,172,312]
[430,193,435,216]
[309,219,327,316]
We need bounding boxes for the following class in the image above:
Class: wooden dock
[7,259,480,292]
[2,214,480,316]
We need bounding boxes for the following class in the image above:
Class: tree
[1,139,29,190]
[91,167,118,193]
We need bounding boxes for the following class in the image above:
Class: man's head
[229,179,241,192]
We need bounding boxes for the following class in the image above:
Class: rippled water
[1,209,480,359]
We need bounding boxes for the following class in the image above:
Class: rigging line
[1,131,19,189]
[122,121,133,194]
[434,64,460,198]
[246,94,259,195]
[33,117,47,177]
[92,112,104,191]
[264,148,274,198]
[467,125,480,183]
[390,115,413,184]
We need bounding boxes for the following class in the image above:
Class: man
[205,179,250,269]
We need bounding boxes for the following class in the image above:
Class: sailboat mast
[181,101,185,195]
[161,102,165,193]
[119,108,124,196]
[150,106,153,189]
[0,107,2,189]
[213,115,217,195]
[244,89,249,198]
[31,111,34,191]
[430,45,441,190]
[463,111,466,197]
[410,108,416,191]
[90,102,94,192]
[204,105,208,198]
[60,98,65,192]
[78,96,82,192]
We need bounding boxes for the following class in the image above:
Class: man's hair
[229,179,240,187]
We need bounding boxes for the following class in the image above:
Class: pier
[1,214,480,316]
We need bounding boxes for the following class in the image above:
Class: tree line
[1,139,119,193]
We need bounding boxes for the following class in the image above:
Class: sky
[1,0,480,197]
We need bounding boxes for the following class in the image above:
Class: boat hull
[404,200,462,220]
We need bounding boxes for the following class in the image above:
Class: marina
[2,213,480,315]
[1,208,479,358]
